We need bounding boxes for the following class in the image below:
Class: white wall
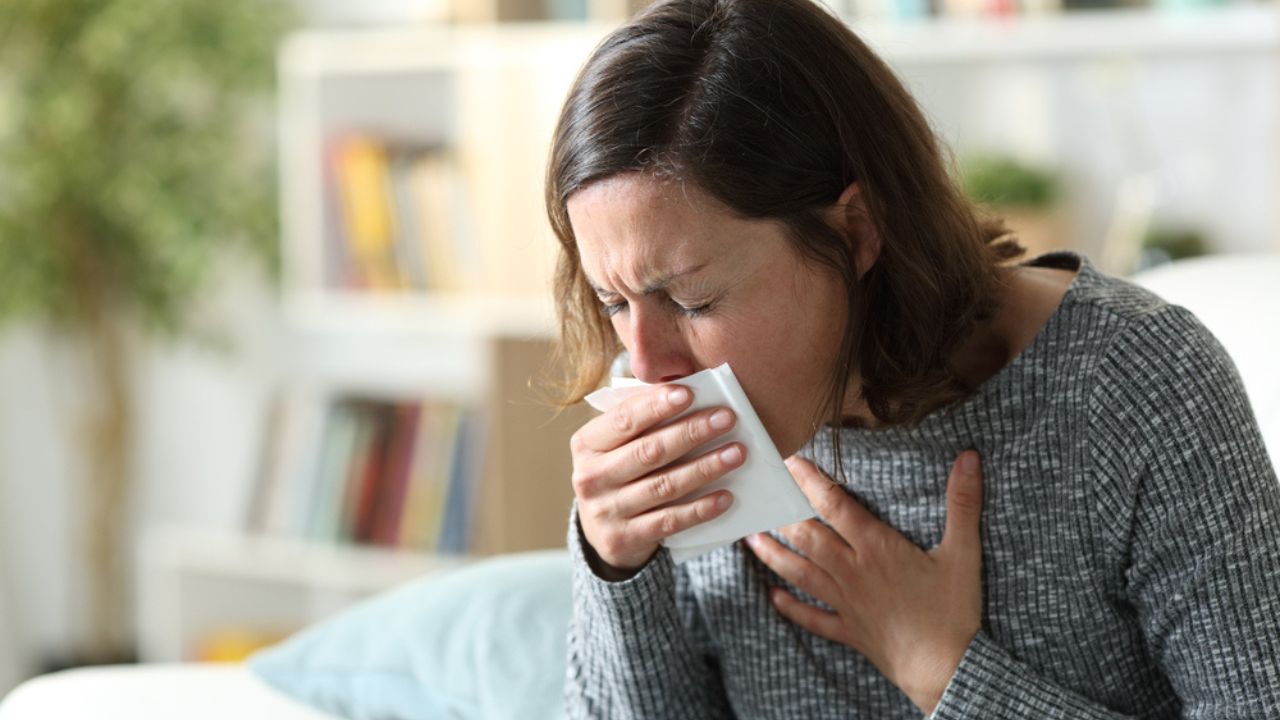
[0,257,282,690]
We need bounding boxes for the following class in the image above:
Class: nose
[625,305,696,383]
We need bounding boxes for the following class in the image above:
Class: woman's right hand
[571,384,744,580]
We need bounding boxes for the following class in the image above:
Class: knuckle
[610,407,635,435]
[648,392,667,422]
[586,502,610,526]
[659,510,680,537]
[695,495,719,522]
[683,416,706,446]
[794,567,814,589]
[597,527,624,558]
[699,454,720,483]
[569,429,589,456]
[651,473,677,503]
[952,486,983,513]
[633,435,664,468]
[571,467,597,496]
[791,523,814,550]
[815,484,845,516]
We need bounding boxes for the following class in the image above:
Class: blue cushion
[247,549,571,720]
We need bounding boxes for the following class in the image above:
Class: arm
[564,501,734,720]
[933,306,1280,718]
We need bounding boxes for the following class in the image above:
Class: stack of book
[250,394,484,554]
[324,134,477,294]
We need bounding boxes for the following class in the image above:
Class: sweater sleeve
[563,501,734,719]
[933,305,1280,719]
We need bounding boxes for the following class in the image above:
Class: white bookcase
[134,5,1280,662]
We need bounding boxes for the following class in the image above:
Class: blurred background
[0,0,1277,697]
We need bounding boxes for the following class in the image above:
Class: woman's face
[567,173,849,458]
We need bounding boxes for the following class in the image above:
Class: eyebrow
[587,262,709,297]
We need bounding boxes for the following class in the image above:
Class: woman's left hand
[745,451,985,716]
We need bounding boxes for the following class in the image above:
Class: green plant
[960,154,1061,209]
[0,0,291,662]
[1143,225,1209,261]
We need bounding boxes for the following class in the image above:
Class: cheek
[717,311,840,456]
[754,277,848,452]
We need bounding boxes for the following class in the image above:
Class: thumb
[940,450,984,563]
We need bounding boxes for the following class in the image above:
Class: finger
[573,384,694,453]
[745,531,842,608]
[628,489,734,542]
[601,406,736,486]
[768,587,844,643]
[939,450,984,565]
[778,518,852,571]
[785,456,877,545]
[612,442,746,518]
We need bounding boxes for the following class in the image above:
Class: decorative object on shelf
[960,153,1069,259]
[0,0,291,666]
[1134,223,1210,273]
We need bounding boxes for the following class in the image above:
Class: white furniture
[0,664,336,720]
[134,526,469,663]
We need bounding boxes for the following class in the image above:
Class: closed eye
[599,298,628,317]
[673,298,713,317]
[597,295,714,318]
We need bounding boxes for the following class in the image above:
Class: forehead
[566,174,739,285]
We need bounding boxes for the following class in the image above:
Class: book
[332,135,403,291]
[399,402,461,551]
[438,409,485,554]
[410,152,465,293]
[307,400,362,541]
[371,403,422,546]
[347,402,392,544]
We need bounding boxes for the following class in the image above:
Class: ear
[829,182,882,280]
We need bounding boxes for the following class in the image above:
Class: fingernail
[667,387,689,406]
[719,445,742,465]
[717,493,733,509]
[709,409,734,430]
[959,451,979,474]
[744,532,759,546]
[784,456,798,468]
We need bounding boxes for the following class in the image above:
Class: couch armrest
[0,663,337,720]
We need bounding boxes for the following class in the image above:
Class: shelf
[140,526,470,594]
[283,292,558,340]
[280,7,1280,78]
[857,6,1280,65]
[279,22,613,77]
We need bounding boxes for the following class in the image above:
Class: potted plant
[0,0,290,666]
[960,153,1069,260]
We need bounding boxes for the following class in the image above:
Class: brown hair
[545,0,1022,435]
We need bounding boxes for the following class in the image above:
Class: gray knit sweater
[564,252,1280,719]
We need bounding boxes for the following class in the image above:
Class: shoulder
[1032,254,1256,461]
[1044,253,1240,407]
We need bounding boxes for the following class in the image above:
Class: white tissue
[584,363,815,563]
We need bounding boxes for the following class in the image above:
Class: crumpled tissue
[584,363,815,563]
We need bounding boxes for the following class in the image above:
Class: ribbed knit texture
[564,252,1280,719]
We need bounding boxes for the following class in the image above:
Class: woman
[544,0,1280,717]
